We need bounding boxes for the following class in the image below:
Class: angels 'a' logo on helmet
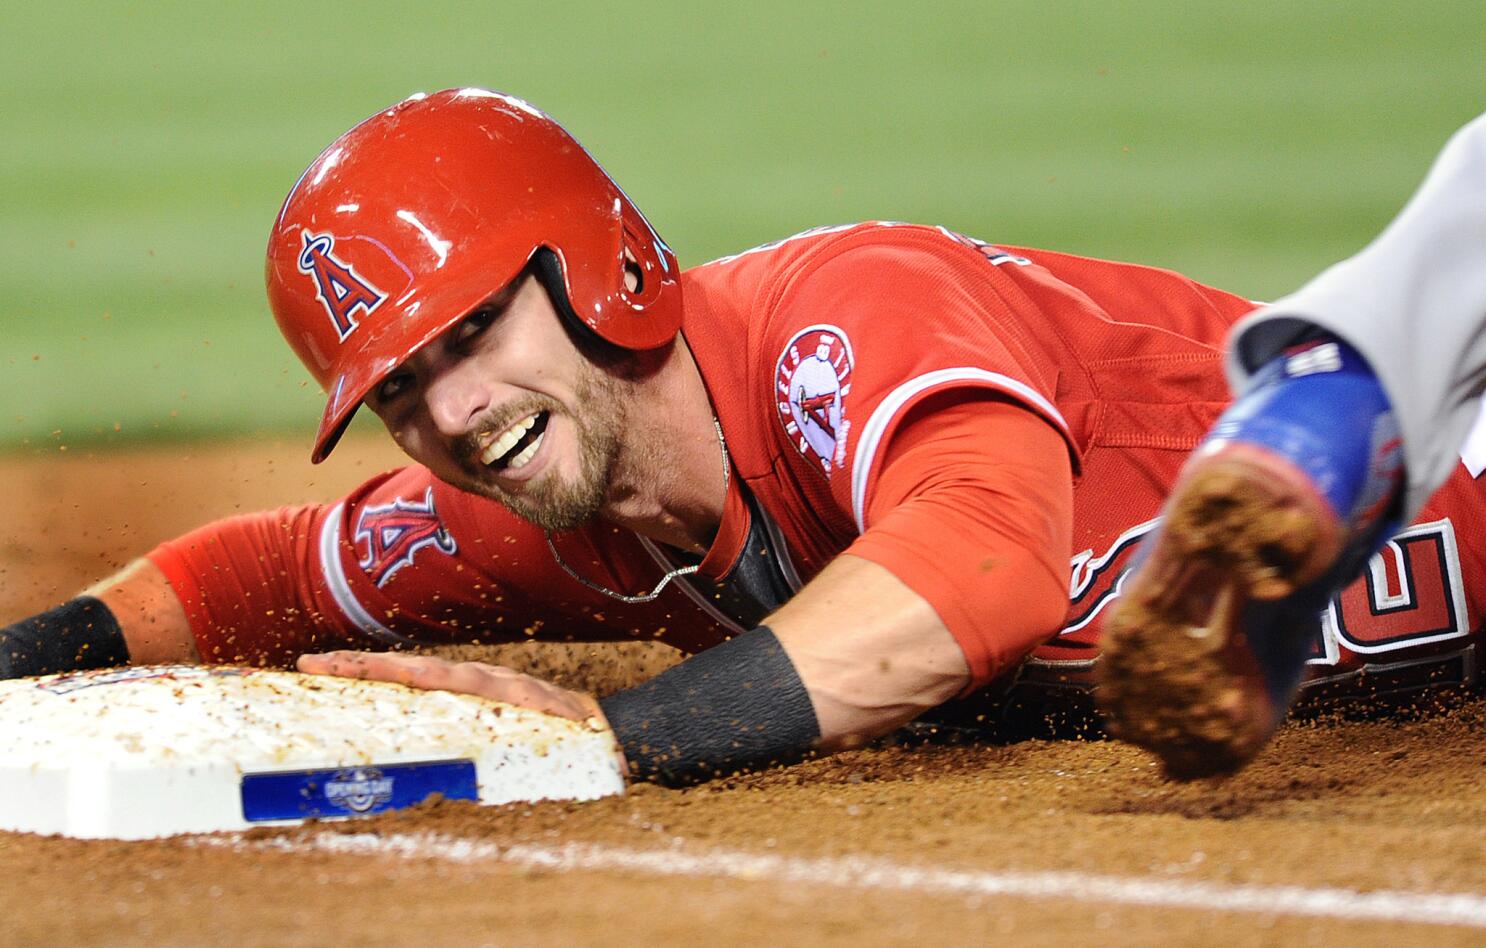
[354,487,457,587]
[297,230,385,341]
[776,325,855,476]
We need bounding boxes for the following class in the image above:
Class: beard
[452,365,630,532]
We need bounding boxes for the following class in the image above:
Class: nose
[423,361,495,439]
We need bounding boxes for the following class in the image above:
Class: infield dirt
[3,436,1486,946]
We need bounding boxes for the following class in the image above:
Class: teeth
[505,430,545,470]
[480,413,538,466]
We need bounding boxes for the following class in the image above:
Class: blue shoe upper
[1193,336,1405,707]
[1211,337,1402,536]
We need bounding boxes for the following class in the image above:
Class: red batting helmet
[265,88,682,462]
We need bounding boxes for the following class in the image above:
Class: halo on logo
[775,325,855,476]
[353,487,458,587]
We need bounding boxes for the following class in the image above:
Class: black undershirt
[656,487,799,631]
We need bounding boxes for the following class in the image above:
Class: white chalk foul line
[216,831,1486,929]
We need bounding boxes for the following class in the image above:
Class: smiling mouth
[479,410,550,471]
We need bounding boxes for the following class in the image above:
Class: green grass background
[4,0,1484,450]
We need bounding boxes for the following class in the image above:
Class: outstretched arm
[302,552,966,774]
[0,558,196,678]
[2,498,346,678]
[303,395,1075,781]
[1,463,734,679]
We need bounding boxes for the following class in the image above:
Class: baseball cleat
[1099,337,1404,779]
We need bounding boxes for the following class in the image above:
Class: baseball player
[4,89,1485,784]
[1102,111,1486,779]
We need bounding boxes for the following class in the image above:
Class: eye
[373,371,413,405]
[451,308,496,348]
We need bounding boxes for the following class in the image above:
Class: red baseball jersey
[149,223,1486,705]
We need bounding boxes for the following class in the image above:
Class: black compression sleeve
[598,625,821,786]
[0,596,130,679]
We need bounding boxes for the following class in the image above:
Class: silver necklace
[545,417,730,604]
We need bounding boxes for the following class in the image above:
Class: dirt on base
[4,436,1486,946]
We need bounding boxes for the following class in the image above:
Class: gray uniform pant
[1227,111,1486,520]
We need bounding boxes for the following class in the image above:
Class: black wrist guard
[598,625,820,786]
[0,596,130,679]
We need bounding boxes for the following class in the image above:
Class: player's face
[363,273,633,530]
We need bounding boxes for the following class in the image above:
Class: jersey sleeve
[763,226,1081,685]
[147,500,359,666]
[844,391,1074,687]
[148,465,733,667]
[763,225,1080,538]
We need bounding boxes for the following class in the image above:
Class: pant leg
[1226,111,1486,520]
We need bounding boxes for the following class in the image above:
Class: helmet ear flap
[531,247,613,351]
[618,213,670,311]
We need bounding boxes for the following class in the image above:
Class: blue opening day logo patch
[354,487,457,587]
[239,759,479,822]
[776,325,854,475]
[297,230,385,341]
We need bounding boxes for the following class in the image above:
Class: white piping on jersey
[636,536,749,636]
[850,367,1071,532]
[1059,567,1136,637]
[318,503,424,648]
[756,505,804,594]
[1303,644,1475,686]
[1068,516,1160,602]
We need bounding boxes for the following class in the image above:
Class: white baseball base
[0,664,626,840]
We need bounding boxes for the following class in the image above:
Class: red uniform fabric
[148,223,1486,703]
[845,392,1074,685]
[149,471,735,667]
[679,223,1246,684]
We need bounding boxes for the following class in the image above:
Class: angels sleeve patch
[353,487,457,587]
[776,325,855,476]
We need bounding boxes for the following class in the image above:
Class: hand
[296,651,625,775]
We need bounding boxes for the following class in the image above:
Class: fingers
[296,650,367,677]
[429,660,592,721]
[295,651,594,720]
[297,650,453,690]
[486,672,586,720]
[296,649,622,775]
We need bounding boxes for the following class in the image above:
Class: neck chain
[545,417,730,604]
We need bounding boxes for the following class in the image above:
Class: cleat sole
[1098,444,1343,779]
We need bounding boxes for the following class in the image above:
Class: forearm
[596,556,970,783]
[86,558,198,663]
[1,558,196,679]
[769,554,969,751]
[603,400,1072,776]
